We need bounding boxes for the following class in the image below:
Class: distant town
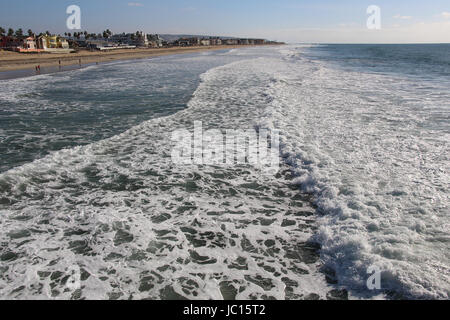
[0,27,284,53]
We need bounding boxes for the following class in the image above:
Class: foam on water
[0,52,248,173]
[264,45,449,299]
[0,45,448,300]
[0,48,333,300]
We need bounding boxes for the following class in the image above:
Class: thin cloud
[393,14,412,20]
[441,12,450,19]
[128,2,144,7]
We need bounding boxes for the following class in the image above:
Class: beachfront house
[176,38,191,46]
[86,39,135,51]
[24,37,37,50]
[175,37,201,46]
[111,31,149,47]
[224,39,238,45]
[0,36,42,53]
[15,37,41,52]
[200,39,211,46]
[37,35,72,52]
[86,40,110,50]
[134,31,149,47]
[70,38,87,48]
[147,34,163,48]
[209,38,222,46]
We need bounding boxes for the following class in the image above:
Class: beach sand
[0,45,263,73]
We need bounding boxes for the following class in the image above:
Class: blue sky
[1,0,449,43]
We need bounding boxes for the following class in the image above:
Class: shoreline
[0,45,274,74]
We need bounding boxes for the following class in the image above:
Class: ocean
[0,45,448,299]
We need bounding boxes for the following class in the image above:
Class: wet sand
[0,45,263,73]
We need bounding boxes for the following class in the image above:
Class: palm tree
[27,29,34,37]
[7,28,14,37]
[15,28,23,38]
[0,27,5,37]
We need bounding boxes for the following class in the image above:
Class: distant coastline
[0,44,281,74]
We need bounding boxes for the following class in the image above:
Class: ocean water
[0,45,448,300]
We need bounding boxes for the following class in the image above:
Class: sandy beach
[0,45,262,72]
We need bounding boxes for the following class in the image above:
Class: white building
[200,39,211,46]
[111,31,149,47]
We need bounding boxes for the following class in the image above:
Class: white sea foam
[0,49,331,300]
[0,45,448,300]
[263,46,449,299]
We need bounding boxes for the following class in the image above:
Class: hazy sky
[1,0,449,43]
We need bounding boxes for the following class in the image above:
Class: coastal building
[200,39,211,46]
[15,37,41,52]
[0,36,42,53]
[23,37,37,50]
[135,31,149,47]
[111,32,149,47]
[209,38,222,46]
[67,37,87,48]
[175,37,201,46]
[37,35,73,52]
[85,39,135,51]
[86,40,109,50]
[111,33,130,44]
[147,34,163,47]
[176,38,190,46]
[224,39,238,45]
